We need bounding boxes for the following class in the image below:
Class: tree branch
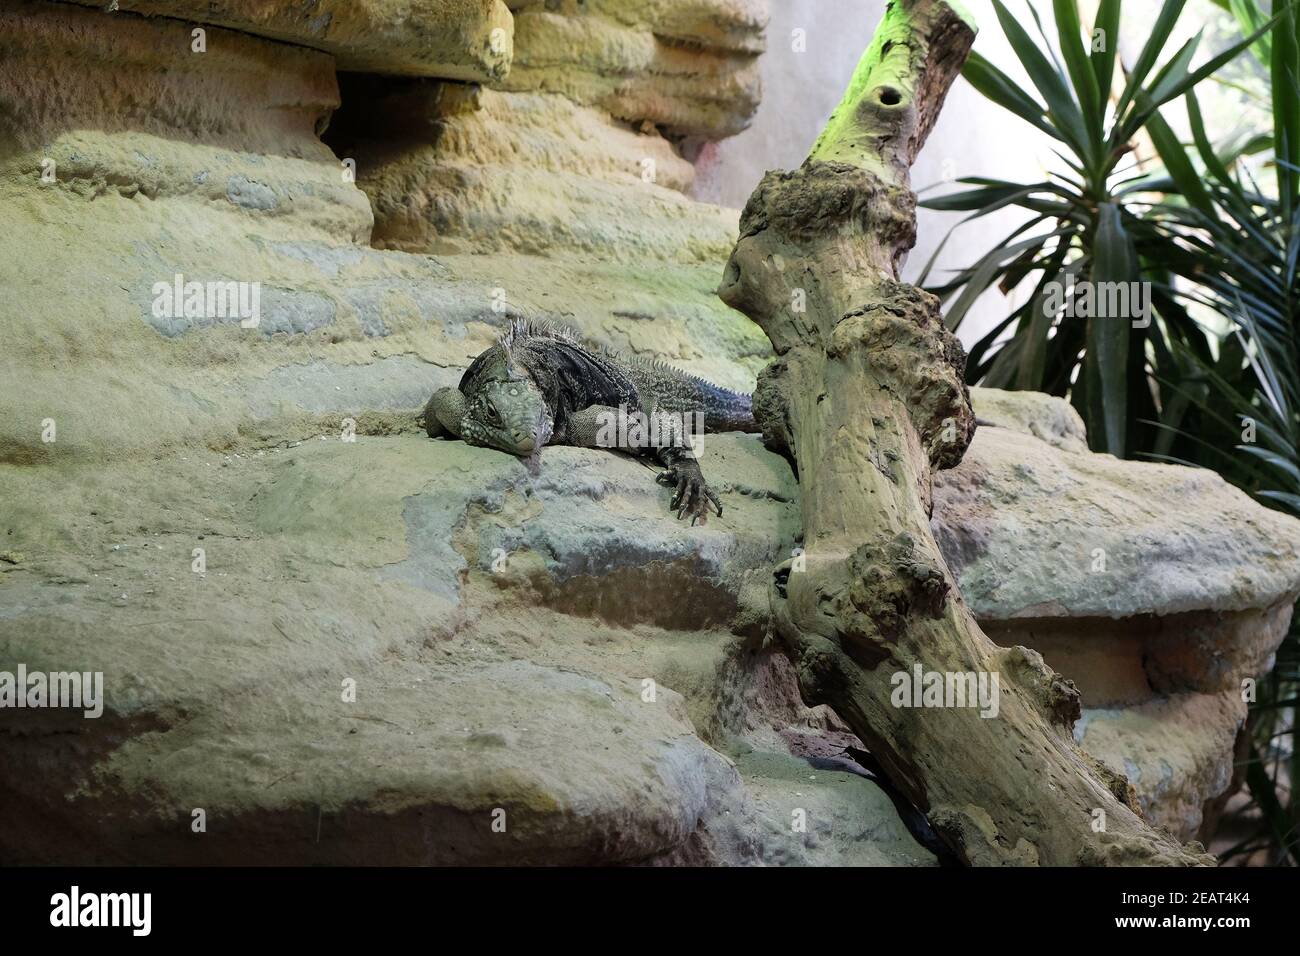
[719,0,1210,866]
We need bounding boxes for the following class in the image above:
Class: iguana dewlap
[423,320,758,524]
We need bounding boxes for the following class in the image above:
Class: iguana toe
[657,463,722,526]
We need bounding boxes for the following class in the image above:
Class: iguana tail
[624,358,760,434]
[699,383,758,433]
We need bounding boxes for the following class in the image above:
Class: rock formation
[0,0,1296,864]
[937,390,1300,843]
[61,0,516,80]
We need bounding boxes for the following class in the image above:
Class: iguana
[422,320,758,524]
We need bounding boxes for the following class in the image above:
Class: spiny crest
[624,353,752,400]
[497,317,585,351]
[495,316,750,399]
[498,318,583,380]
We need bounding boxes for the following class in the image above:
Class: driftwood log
[719,0,1208,865]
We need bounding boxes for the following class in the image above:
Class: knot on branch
[831,281,975,469]
[734,162,916,248]
[841,533,949,653]
[718,163,917,332]
[1001,645,1082,731]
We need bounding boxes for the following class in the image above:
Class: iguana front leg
[565,404,723,525]
[424,387,467,439]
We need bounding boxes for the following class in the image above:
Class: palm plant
[1141,0,1300,866]
[931,0,1300,864]
[921,0,1273,456]
[1152,174,1300,864]
[1212,0,1299,213]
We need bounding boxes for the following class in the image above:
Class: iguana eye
[485,403,500,425]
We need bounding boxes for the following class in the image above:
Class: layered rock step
[327,0,772,392]
[327,79,768,393]
[501,0,766,138]
[60,0,515,80]
[0,429,930,865]
[0,0,769,472]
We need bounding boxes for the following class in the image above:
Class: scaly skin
[423,320,760,524]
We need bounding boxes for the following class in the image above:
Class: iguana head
[460,376,553,456]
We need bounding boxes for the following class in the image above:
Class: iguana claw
[657,461,722,526]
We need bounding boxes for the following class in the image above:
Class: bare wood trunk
[719,0,1209,866]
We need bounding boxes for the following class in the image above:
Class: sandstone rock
[1074,692,1243,840]
[939,389,1300,840]
[971,386,1089,453]
[441,438,798,629]
[577,0,768,52]
[60,0,514,81]
[313,3,772,395]
[936,398,1300,620]
[332,82,738,264]
[1,0,369,240]
[0,428,928,865]
[501,0,766,138]
[325,73,771,392]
